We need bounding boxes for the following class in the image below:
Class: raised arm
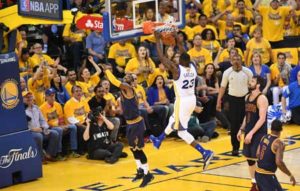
[88,56,102,75]
[104,67,132,92]
[154,31,179,78]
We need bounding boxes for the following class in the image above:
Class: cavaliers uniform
[121,91,145,150]
[168,63,197,131]
[255,134,283,191]
[243,93,267,160]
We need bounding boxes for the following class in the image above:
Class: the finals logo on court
[1,79,19,109]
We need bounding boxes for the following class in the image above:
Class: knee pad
[177,130,194,144]
[247,159,256,166]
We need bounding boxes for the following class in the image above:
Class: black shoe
[105,156,118,164]
[139,173,154,188]
[232,150,239,156]
[132,168,144,182]
[120,152,128,158]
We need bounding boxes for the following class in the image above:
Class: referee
[216,54,253,156]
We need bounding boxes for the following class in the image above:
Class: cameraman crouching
[83,107,127,164]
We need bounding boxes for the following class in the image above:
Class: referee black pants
[227,95,245,151]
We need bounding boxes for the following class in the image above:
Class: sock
[195,143,205,155]
[141,163,149,174]
[251,178,256,183]
[135,160,142,169]
[164,123,173,135]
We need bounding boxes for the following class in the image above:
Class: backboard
[103,0,185,42]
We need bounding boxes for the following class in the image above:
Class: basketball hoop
[142,21,177,46]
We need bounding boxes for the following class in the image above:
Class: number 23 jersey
[173,63,197,97]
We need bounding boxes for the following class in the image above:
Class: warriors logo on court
[1,79,19,109]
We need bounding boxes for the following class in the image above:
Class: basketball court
[2,125,300,191]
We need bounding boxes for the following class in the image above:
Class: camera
[88,106,103,122]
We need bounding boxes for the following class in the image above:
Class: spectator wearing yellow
[108,40,137,78]
[125,45,156,87]
[27,63,52,106]
[255,0,295,42]
[40,88,80,159]
[185,3,200,27]
[218,37,244,63]
[19,48,32,78]
[231,0,253,30]
[244,28,273,67]
[64,85,90,155]
[249,14,263,37]
[63,23,87,70]
[65,69,88,98]
[270,52,292,105]
[202,0,231,19]
[201,29,221,59]
[78,56,101,100]
[193,14,219,40]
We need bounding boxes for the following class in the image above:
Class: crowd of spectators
[2,0,300,163]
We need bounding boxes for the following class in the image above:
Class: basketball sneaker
[139,173,154,188]
[149,135,162,149]
[132,168,144,182]
[203,150,214,170]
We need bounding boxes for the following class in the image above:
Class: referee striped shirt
[221,67,253,97]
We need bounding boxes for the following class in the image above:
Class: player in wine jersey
[255,120,296,191]
[149,31,214,170]
[103,67,154,188]
[237,76,268,191]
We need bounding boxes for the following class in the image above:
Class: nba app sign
[18,0,62,20]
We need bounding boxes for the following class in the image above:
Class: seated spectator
[88,84,121,143]
[147,75,174,126]
[228,24,249,51]
[249,53,271,95]
[86,30,106,64]
[83,107,127,164]
[50,72,70,106]
[40,88,80,159]
[231,0,253,30]
[23,91,59,163]
[19,48,32,79]
[20,76,27,92]
[108,40,137,78]
[249,14,262,37]
[125,45,156,87]
[27,64,52,106]
[201,28,221,59]
[216,38,244,63]
[282,70,300,125]
[64,85,90,155]
[65,69,88,98]
[270,52,292,105]
[187,33,213,75]
[192,14,219,41]
[78,56,101,100]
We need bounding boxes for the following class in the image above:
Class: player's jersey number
[182,79,195,89]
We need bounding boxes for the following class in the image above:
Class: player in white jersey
[150,31,214,170]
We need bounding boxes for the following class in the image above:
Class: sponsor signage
[18,0,63,20]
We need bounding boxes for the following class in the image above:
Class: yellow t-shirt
[104,92,117,106]
[231,9,253,29]
[64,97,90,124]
[258,6,291,41]
[29,54,55,69]
[27,70,50,106]
[245,38,271,66]
[192,25,219,40]
[40,101,64,127]
[188,47,213,75]
[108,42,137,67]
[80,73,100,100]
[185,13,200,25]
[65,81,88,97]
[147,68,169,87]
[202,40,221,55]
[218,48,244,63]
[125,57,156,85]
[272,48,299,66]
[63,24,86,42]
[181,26,195,41]
[202,0,231,18]
[134,84,147,104]
[270,63,286,87]
[140,35,156,43]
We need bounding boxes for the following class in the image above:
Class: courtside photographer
[83,106,127,164]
